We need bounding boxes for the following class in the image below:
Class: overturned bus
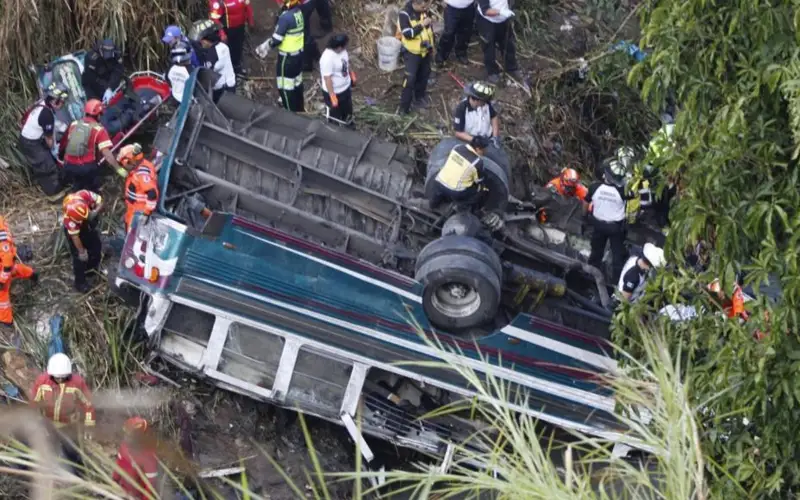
[112,70,654,466]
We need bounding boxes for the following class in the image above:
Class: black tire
[416,235,503,280]
[415,236,503,330]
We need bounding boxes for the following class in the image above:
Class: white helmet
[642,243,665,268]
[47,353,72,378]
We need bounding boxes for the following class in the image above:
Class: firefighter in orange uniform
[0,216,37,329]
[31,353,95,471]
[708,279,749,321]
[63,190,104,293]
[546,167,589,203]
[112,417,160,499]
[118,143,159,232]
[210,0,255,75]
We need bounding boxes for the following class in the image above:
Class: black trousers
[323,87,354,126]
[65,224,102,287]
[19,137,63,196]
[212,85,236,103]
[226,24,247,74]
[277,53,305,112]
[62,162,101,192]
[300,1,320,71]
[476,16,518,76]
[437,4,475,62]
[429,183,479,211]
[588,219,626,281]
[400,52,432,113]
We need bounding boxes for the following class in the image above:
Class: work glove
[102,88,115,105]
[500,7,515,17]
[255,40,272,59]
[78,249,89,262]
[491,136,501,149]
[330,93,339,108]
[350,71,358,87]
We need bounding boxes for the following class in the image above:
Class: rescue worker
[617,242,665,303]
[209,0,254,75]
[119,143,159,232]
[0,216,37,330]
[190,20,237,103]
[320,34,356,126]
[167,42,193,103]
[62,99,126,192]
[708,279,749,322]
[546,167,588,202]
[62,190,104,293]
[255,0,306,112]
[31,353,95,471]
[586,161,629,280]
[430,136,490,210]
[81,39,124,103]
[398,0,435,115]
[435,0,475,67]
[452,81,499,146]
[18,82,69,199]
[476,0,518,84]
[162,25,201,68]
[112,417,160,499]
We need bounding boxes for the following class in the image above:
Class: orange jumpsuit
[31,372,96,428]
[0,217,34,325]
[546,177,588,201]
[124,160,159,232]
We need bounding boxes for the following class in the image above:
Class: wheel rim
[430,282,481,318]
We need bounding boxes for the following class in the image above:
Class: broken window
[162,304,215,344]
[285,347,352,416]
[218,322,284,390]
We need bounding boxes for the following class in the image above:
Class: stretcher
[32,51,172,160]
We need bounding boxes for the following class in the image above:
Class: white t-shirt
[319,48,351,95]
[478,0,512,23]
[167,65,190,102]
[211,43,236,89]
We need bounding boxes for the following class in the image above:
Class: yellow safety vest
[279,10,305,54]
[436,145,481,191]
[397,12,434,56]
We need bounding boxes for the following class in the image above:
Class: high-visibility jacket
[31,373,96,428]
[546,177,588,201]
[436,144,483,191]
[112,440,159,499]
[63,117,112,165]
[124,160,159,231]
[209,0,254,29]
[398,3,434,56]
[0,217,34,325]
[272,7,305,54]
[63,190,102,236]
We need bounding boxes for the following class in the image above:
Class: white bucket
[377,36,402,72]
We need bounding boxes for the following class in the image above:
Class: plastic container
[377,36,402,72]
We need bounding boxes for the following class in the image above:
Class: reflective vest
[63,190,102,235]
[278,9,304,54]
[397,10,434,56]
[124,161,159,230]
[31,373,96,428]
[436,144,482,191]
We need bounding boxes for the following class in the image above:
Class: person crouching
[320,34,357,127]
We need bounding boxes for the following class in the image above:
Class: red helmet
[84,99,105,117]
[560,168,580,187]
[123,416,149,434]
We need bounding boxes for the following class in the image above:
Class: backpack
[64,120,94,158]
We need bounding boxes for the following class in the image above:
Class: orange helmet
[84,99,105,117]
[123,416,149,434]
[117,143,144,166]
[560,168,580,187]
